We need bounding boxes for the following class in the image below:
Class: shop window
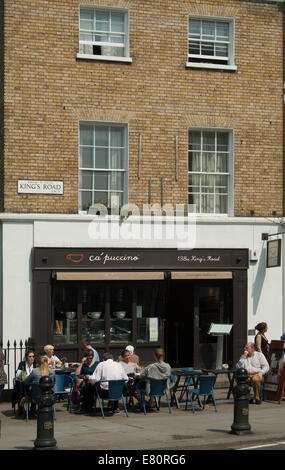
[136,285,164,343]
[110,286,132,343]
[81,286,105,344]
[53,285,78,344]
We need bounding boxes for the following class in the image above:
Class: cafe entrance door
[165,279,233,368]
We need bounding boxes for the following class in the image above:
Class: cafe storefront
[32,247,248,368]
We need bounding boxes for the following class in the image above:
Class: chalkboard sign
[264,340,285,403]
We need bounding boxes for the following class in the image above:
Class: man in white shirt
[236,342,269,404]
[89,352,128,414]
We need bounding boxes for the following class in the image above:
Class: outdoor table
[170,369,204,408]
[202,368,235,399]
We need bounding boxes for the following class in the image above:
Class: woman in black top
[255,322,269,358]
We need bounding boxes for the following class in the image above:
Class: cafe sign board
[33,247,249,271]
[266,239,281,268]
[18,180,64,195]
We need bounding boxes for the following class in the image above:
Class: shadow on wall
[252,245,266,316]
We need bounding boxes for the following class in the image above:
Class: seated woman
[74,349,98,413]
[44,344,62,367]
[137,348,171,406]
[12,350,37,415]
[119,349,141,374]
[23,356,55,416]
[118,345,140,365]
[24,356,55,385]
[119,349,141,402]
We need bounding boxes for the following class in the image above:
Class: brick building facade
[1,0,284,216]
[0,1,284,370]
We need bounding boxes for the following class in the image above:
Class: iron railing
[0,339,33,390]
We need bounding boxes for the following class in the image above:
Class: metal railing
[0,339,32,390]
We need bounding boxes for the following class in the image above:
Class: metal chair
[94,379,128,418]
[185,375,217,413]
[53,374,74,417]
[25,382,40,421]
[141,378,172,415]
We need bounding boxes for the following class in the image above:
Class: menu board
[264,340,285,403]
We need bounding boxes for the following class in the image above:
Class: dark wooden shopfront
[32,247,248,368]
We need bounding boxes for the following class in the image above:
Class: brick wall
[1,0,284,216]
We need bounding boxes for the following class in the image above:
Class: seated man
[89,352,128,414]
[236,342,269,404]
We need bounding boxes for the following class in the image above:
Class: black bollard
[34,375,57,450]
[231,368,252,435]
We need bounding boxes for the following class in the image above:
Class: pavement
[0,387,285,452]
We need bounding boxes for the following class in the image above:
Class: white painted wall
[2,222,33,343]
[0,215,283,347]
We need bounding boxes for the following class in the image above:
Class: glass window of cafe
[51,282,166,345]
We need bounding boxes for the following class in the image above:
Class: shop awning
[171,271,232,279]
[56,271,165,281]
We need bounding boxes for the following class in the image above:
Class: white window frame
[78,121,129,213]
[77,5,132,63]
[188,127,234,216]
[186,15,237,71]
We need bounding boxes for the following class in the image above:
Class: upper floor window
[79,123,128,212]
[188,129,233,215]
[78,6,132,62]
[187,17,237,71]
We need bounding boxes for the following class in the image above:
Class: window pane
[80,32,93,41]
[189,19,201,38]
[96,10,109,23]
[80,125,93,146]
[93,191,108,206]
[111,12,124,32]
[189,131,201,151]
[101,46,124,57]
[202,152,215,172]
[80,9,94,30]
[201,42,214,56]
[110,286,132,343]
[80,20,94,32]
[201,194,214,213]
[189,152,200,172]
[215,194,227,213]
[188,174,200,192]
[53,285,78,344]
[110,35,124,44]
[216,153,228,172]
[95,126,109,146]
[79,191,92,211]
[95,33,108,42]
[110,149,124,169]
[202,21,215,40]
[217,132,229,151]
[216,22,229,40]
[111,127,124,147]
[189,41,200,55]
[216,43,228,57]
[94,171,108,190]
[80,147,93,168]
[96,148,109,168]
[79,171,93,190]
[201,174,215,193]
[203,132,215,151]
[110,171,124,191]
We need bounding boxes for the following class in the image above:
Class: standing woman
[0,347,7,401]
[255,322,269,358]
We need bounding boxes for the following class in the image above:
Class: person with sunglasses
[12,350,37,415]
[74,350,98,413]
